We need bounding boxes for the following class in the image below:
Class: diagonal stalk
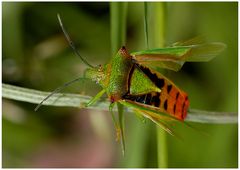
[3,83,237,124]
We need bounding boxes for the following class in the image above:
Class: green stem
[2,83,107,109]
[144,2,149,49]
[145,2,167,168]
[110,2,128,55]
[2,83,237,123]
[157,128,167,167]
[110,1,129,161]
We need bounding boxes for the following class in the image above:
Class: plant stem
[155,9,168,167]
[110,2,128,55]
[2,83,106,109]
[145,2,167,168]
[110,1,130,161]
[156,3,167,166]
[144,2,149,49]
[187,108,238,124]
[144,2,167,167]
[2,83,237,123]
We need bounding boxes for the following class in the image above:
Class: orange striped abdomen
[127,64,189,120]
[161,83,189,120]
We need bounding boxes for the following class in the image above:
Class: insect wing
[183,42,226,62]
[171,37,226,61]
[137,60,184,72]
[120,100,182,137]
[171,36,205,47]
[131,47,189,71]
[131,42,226,71]
[120,100,179,121]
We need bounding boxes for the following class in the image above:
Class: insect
[35,14,226,154]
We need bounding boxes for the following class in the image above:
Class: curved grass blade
[3,83,237,124]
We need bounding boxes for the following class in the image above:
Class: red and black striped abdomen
[160,82,189,120]
[124,64,189,120]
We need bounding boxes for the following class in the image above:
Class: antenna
[34,76,85,111]
[57,13,94,68]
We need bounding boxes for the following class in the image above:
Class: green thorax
[84,46,161,102]
[107,47,133,102]
[130,67,161,95]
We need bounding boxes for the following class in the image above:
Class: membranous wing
[131,40,226,71]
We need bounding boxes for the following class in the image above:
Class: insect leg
[109,103,123,142]
[117,103,125,155]
[85,89,106,107]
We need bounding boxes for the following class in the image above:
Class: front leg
[84,89,106,107]
[117,103,125,155]
[109,102,126,155]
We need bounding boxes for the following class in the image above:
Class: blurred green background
[2,2,237,168]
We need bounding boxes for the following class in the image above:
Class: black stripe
[136,95,146,103]
[181,96,188,117]
[164,100,168,110]
[145,93,152,104]
[156,79,165,88]
[127,64,135,94]
[123,95,136,101]
[182,102,185,119]
[123,93,161,107]
[167,85,172,93]
[176,92,179,100]
[137,64,165,89]
[153,93,161,107]
[173,103,176,114]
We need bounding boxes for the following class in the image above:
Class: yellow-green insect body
[85,47,161,103]
[106,47,133,102]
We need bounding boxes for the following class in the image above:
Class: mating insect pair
[35,14,226,154]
